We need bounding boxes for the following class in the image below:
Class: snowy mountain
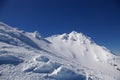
[0,22,120,80]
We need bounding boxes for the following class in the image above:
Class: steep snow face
[46,31,113,63]
[0,22,120,80]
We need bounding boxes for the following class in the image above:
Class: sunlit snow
[0,22,120,80]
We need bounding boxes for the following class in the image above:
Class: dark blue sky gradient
[0,0,120,54]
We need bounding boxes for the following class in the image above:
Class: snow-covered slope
[0,22,120,80]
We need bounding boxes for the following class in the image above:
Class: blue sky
[0,0,120,54]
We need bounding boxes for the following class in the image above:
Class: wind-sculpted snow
[33,62,61,73]
[0,22,120,80]
[0,29,41,50]
[48,67,86,80]
[0,55,23,65]
[36,55,49,62]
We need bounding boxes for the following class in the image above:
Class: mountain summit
[0,22,120,80]
[47,31,92,45]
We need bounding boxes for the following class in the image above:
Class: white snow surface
[0,22,120,80]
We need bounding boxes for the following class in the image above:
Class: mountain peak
[47,31,92,44]
[69,31,79,35]
[68,31,84,41]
